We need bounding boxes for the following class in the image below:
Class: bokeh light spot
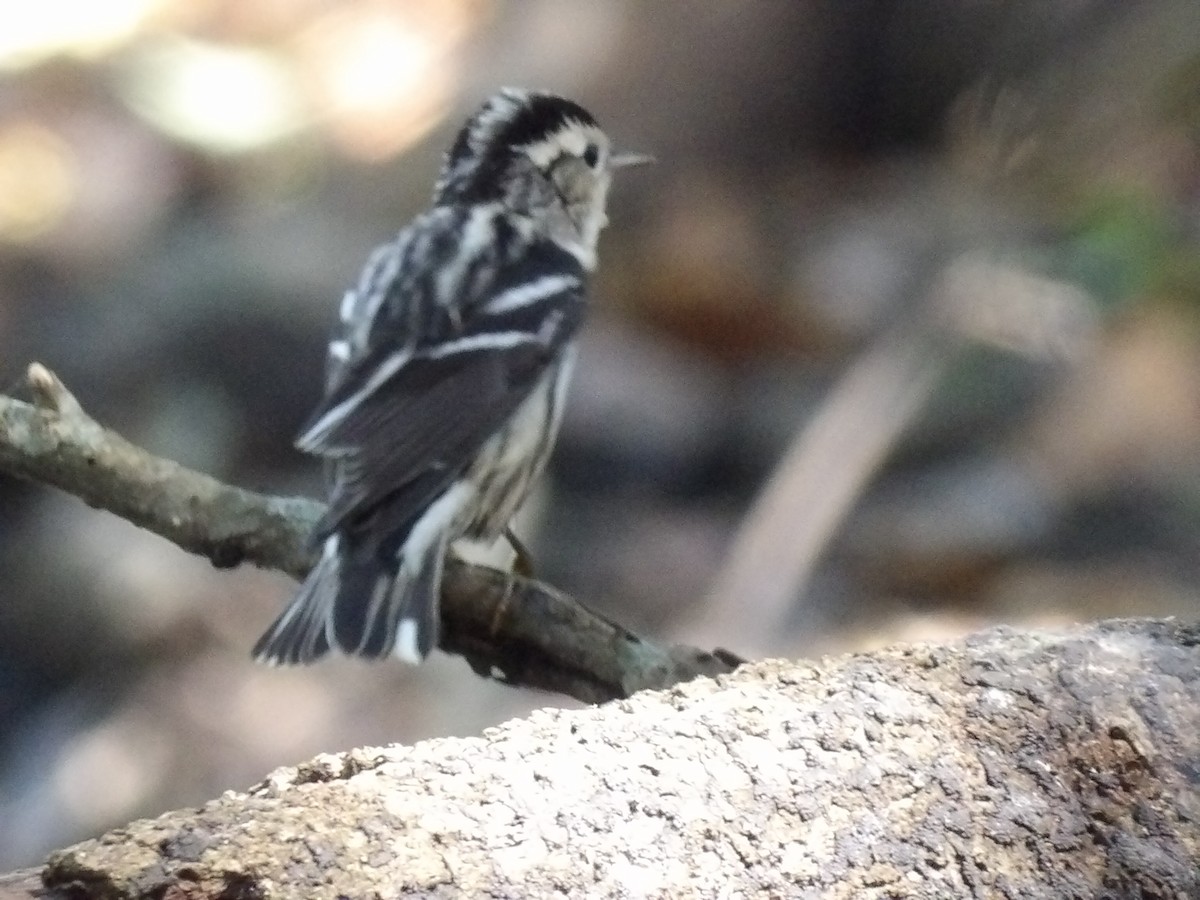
[0,121,76,242]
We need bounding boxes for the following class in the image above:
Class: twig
[694,249,1096,655]
[0,364,740,703]
[695,328,946,653]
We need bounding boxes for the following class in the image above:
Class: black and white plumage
[254,89,647,665]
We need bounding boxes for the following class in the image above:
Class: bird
[253,88,649,665]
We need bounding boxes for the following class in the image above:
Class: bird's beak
[610,151,655,169]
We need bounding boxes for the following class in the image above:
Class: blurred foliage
[1066,190,1190,310]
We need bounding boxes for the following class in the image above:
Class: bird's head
[434,88,650,268]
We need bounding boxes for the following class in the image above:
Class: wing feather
[298,207,585,537]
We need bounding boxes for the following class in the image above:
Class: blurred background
[3,0,1200,868]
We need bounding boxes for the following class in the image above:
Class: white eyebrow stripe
[523,122,602,167]
[482,274,580,315]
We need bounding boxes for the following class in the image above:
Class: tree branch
[0,364,738,702]
[3,369,1195,897]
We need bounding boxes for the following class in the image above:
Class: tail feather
[254,482,472,666]
[391,534,444,662]
[254,533,442,665]
[330,545,396,658]
[329,534,441,661]
[253,537,339,665]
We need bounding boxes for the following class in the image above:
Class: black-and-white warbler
[254,88,648,665]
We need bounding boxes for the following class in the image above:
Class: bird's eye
[582,143,599,168]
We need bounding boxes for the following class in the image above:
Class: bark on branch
[0,364,737,703]
[1,619,1197,898]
